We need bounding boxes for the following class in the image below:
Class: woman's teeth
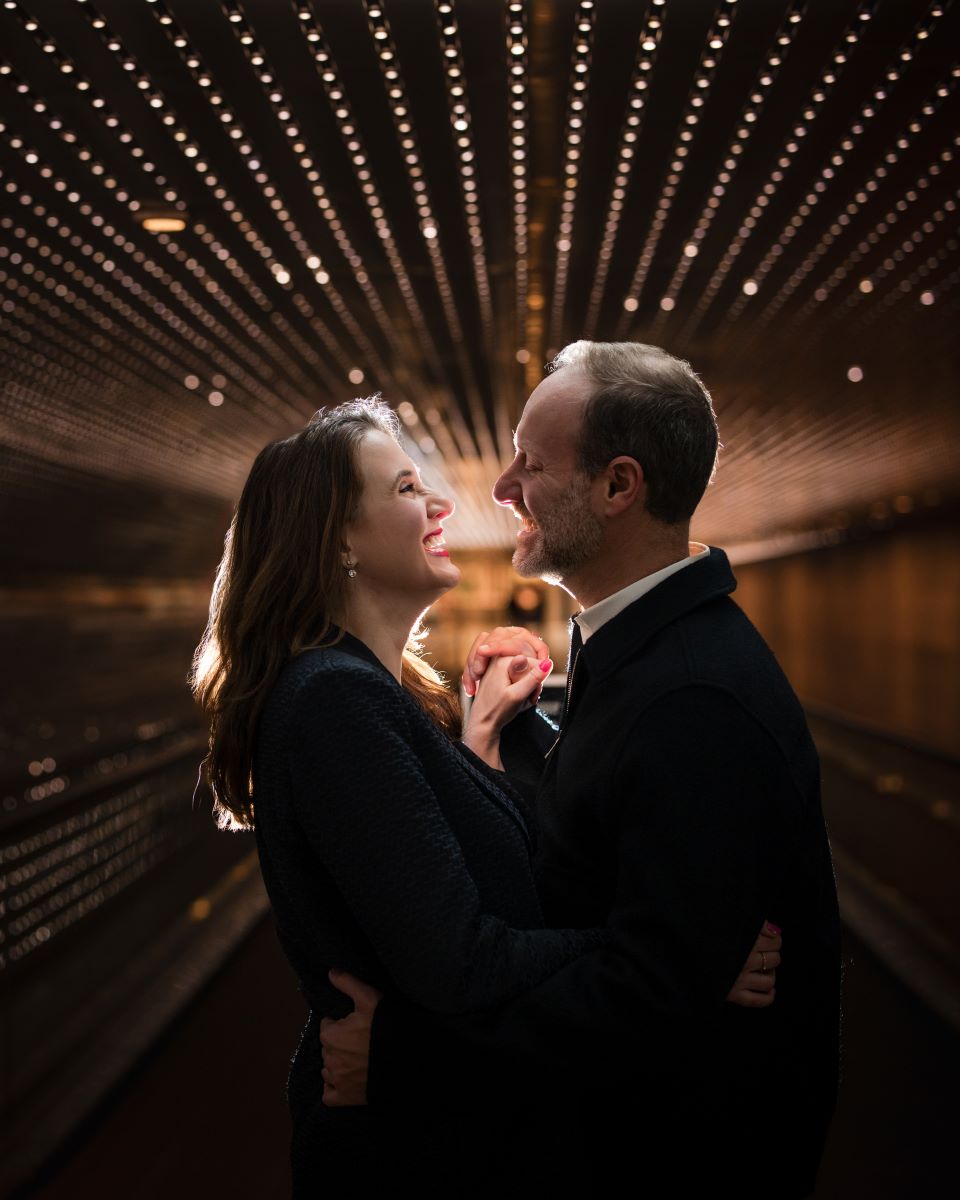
[423,533,448,553]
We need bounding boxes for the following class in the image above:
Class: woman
[191,398,776,1192]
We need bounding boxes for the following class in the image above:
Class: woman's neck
[336,590,425,682]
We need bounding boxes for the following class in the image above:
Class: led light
[846,366,864,383]
[140,214,187,232]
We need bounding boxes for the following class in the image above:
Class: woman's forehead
[360,430,418,482]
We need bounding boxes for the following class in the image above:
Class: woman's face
[345,430,460,601]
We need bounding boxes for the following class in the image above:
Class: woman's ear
[603,457,644,515]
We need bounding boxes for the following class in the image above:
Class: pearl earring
[345,561,358,579]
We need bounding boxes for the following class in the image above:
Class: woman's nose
[429,492,455,521]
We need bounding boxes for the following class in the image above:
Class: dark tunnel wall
[735,522,959,758]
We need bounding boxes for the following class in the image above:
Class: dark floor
[18,916,960,1199]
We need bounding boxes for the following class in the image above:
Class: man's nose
[492,463,520,506]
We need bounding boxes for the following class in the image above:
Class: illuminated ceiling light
[920,290,935,305]
[846,365,864,383]
[348,367,365,384]
[208,390,225,406]
[139,206,188,233]
[183,374,199,389]
[515,348,530,364]
[623,296,639,312]
[858,278,874,293]
[742,279,758,295]
[660,296,675,311]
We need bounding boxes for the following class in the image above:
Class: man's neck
[564,526,693,610]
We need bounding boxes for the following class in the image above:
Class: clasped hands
[459,626,554,768]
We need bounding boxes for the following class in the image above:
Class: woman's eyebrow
[390,468,419,491]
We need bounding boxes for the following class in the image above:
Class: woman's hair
[191,396,460,831]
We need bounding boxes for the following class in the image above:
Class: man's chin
[512,545,562,585]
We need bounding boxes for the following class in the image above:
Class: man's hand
[726,922,782,1008]
[461,626,552,697]
[319,969,383,1106]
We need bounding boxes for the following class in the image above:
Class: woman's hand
[461,626,552,697]
[726,922,782,1008]
[461,652,552,770]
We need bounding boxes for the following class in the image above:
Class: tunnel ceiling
[1,0,958,572]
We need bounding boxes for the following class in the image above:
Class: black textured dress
[252,634,602,1194]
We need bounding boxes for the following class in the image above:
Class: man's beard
[512,487,603,584]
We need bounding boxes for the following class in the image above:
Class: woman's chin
[433,559,461,590]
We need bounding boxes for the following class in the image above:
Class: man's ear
[602,457,644,516]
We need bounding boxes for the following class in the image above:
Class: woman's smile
[423,529,449,557]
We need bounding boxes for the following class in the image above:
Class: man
[324,341,840,1196]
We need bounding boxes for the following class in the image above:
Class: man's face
[492,367,603,584]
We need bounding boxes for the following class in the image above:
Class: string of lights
[547,0,596,351]
[582,0,665,339]
[715,8,953,333]
[506,1,531,380]
[764,123,959,330]
[837,199,958,317]
[678,0,881,342]
[290,1,458,431]
[433,0,495,346]
[614,0,741,338]
[361,1,496,461]
[140,0,394,391]
[647,0,807,339]
[0,5,338,405]
[0,139,304,424]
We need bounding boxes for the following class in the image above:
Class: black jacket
[252,634,603,1192]
[370,549,841,1197]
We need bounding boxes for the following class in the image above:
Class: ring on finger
[760,951,769,974]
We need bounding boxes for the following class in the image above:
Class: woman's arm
[285,662,606,1016]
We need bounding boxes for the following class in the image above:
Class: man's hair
[550,340,720,525]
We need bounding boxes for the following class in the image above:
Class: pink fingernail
[539,659,551,672]
[766,922,781,935]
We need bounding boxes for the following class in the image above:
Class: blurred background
[1,0,957,1195]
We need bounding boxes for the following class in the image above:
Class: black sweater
[252,633,604,1190]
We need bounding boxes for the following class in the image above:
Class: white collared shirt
[574,542,710,643]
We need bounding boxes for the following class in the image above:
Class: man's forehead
[515,367,590,450]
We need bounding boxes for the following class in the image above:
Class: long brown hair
[191,397,460,831]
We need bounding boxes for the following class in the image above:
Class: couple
[193,340,840,1197]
